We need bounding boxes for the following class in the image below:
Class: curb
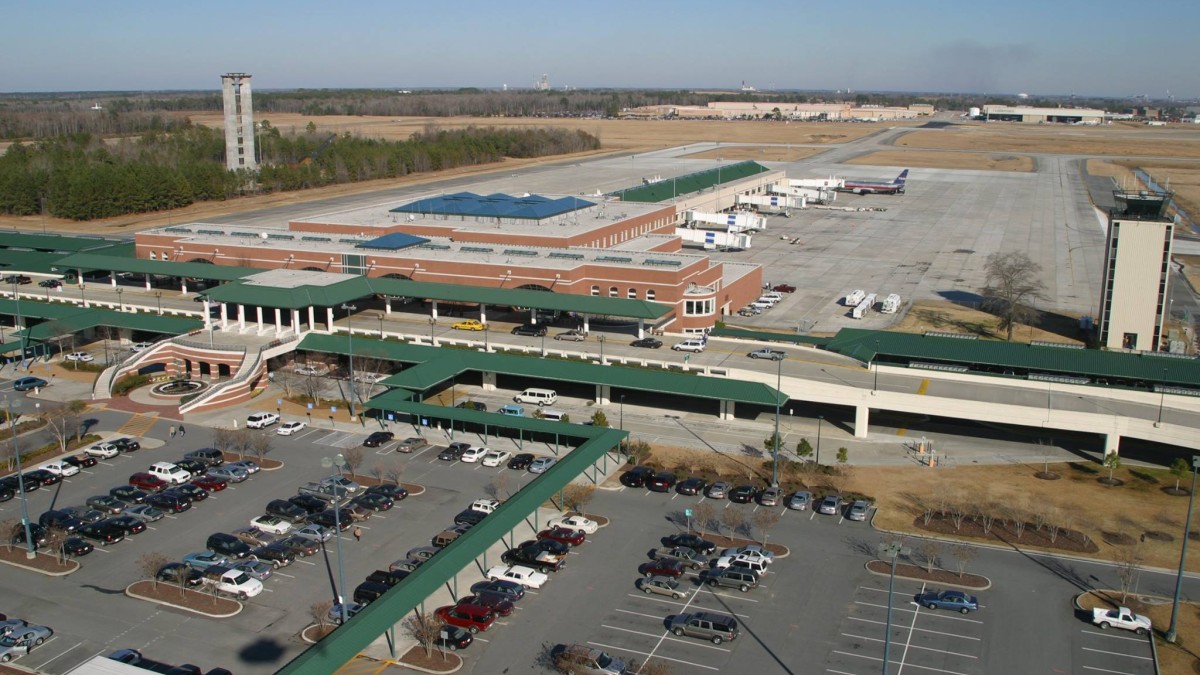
[124,583,244,618]
[863,560,992,591]
[300,624,334,644]
[0,553,79,577]
[396,647,464,674]
[402,483,426,497]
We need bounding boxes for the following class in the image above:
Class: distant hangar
[981,105,1106,124]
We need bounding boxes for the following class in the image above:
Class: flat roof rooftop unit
[390,192,595,220]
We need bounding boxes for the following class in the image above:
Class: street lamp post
[428,318,436,346]
[154,291,163,315]
[879,541,911,674]
[483,324,490,352]
[115,287,124,312]
[772,355,784,487]
[816,415,824,468]
[13,280,25,367]
[3,397,36,559]
[1166,454,1200,643]
[1157,368,1168,427]
[341,304,357,419]
[321,454,349,624]
[598,335,605,363]
[378,314,384,339]
[79,283,86,309]
[619,395,625,433]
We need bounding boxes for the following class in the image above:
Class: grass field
[889,300,1085,344]
[897,124,1200,158]
[846,149,1035,172]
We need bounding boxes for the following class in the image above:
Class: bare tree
[384,458,404,485]
[403,610,447,658]
[250,433,273,464]
[950,542,978,578]
[138,551,171,589]
[274,368,302,399]
[310,599,334,628]
[693,501,716,538]
[1006,504,1028,540]
[561,484,596,515]
[300,372,323,407]
[0,439,14,473]
[1045,504,1064,543]
[979,250,1047,341]
[43,528,67,565]
[343,446,365,479]
[44,401,85,453]
[212,427,238,458]
[368,463,384,481]
[1,519,17,551]
[916,540,941,574]
[948,500,967,531]
[1115,542,1144,603]
[722,508,747,539]
[752,508,781,546]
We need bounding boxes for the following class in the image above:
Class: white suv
[672,339,706,353]
[246,412,280,429]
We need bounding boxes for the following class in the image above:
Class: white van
[148,461,191,485]
[672,339,706,353]
[539,409,568,422]
[515,388,557,406]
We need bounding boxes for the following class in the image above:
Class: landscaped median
[0,547,79,576]
[124,580,243,618]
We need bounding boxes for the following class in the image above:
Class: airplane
[837,170,908,195]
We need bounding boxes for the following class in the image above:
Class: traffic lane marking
[1081,667,1138,675]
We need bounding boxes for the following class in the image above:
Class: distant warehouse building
[981,105,1106,124]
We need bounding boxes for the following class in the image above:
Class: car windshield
[0,635,18,647]
[230,572,250,584]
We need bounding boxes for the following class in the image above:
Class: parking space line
[1081,629,1149,642]
[626,594,750,618]
[701,588,760,603]
[27,638,78,670]
[275,573,296,578]
[601,624,664,640]
[1081,647,1152,660]
[831,651,970,675]
[614,608,669,621]
[854,601,983,624]
[588,641,719,672]
[1081,667,1139,675]
[847,616,981,641]
[840,632,978,659]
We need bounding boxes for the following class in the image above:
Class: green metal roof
[0,299,202,342]
[0,232,129,253]
[710,326,830,347]
[298,333,786,406]
[203,275,671,319]
[0,250,76,275]
[610,161,773,203]
[54,253,260,281]
[275,421,625,675]
[0,299,80,321]
[826,328,1200,386]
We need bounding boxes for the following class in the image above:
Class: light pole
[1166,454,1200,643]
[428,318,436,346]
[872,339,880,395]
[619,394,625,433]
[378,314,384,339]
[115,286,124,312]
[154,291,163,316]
[3,397,36,559]
[321,453,349,624]
[483,324,490,352]
[79,283,87,308]
[879,541,911,674]
[12,280,25,367]
[815,415,824,468]
[772,355,784,487]
[1157,368,1168,427]
[598,335,605,363]
[341,304,357,419]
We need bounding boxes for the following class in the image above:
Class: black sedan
[288,494,329,515]
[729,485,759,504]
[174,459,208,478]
[63,536,94,557]
[435,626,474,651]
[77,522,125,545]
[676,477,707,496]
[62,506,106,524]
[631,337,663,349]
[157,562,203,587]
[110,485,149,505]
[170,484,209,503]
[310,509,354,531]
[351,493,394,512]
[511,323,547,336]
[266,499,309,523]
[0,487,12,503]
[38,510,84,533]
[646,471,677,493]
[455,401,487,412]
[363,431,394,448]
[619,465,654,488]
[146,492,191,514]
[11,523,49,547]
[38,279,61,288]
[507,453,535,470]
[85,495,125,515]
[0,475,38,492]
[438,443,469,461]
[469,579,525,602]
[525,538,570,557]
[661,533,716,555]
[63,454,98,470]
[364,483,408,501]
[103,516,147,536]
[24,470,61,488]
[110,437,141,452]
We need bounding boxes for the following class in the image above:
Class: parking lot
[1075,623,1156,675]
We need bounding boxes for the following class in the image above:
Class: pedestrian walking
[178,424,186,437]
[352,527,363,542]
[169,425,176,438]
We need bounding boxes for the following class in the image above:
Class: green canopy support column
[385,626,396,660]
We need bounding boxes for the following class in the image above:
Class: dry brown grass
[631,443,1200,573]
[846,149,1034,172]
[890,300,1085,344]
[897,126,1200,158]
[683,145,826,161]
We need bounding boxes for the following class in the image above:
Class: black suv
[265,499,309,523]
[184,448,224,467]
[454,508,488,527]
[511,324,547,337]
[620,465,654,488]
[3,275,31,285]
[206,532,252,559]
[507,453,535,470]
[455,401,487,412]
[353,580,390,605]
[39,509,83,533]
[647,471,677,492]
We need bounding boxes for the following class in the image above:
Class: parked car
[157,562,204,587]
[537,526,586,547]
[110,437,141,453]
[786,490,812,511]
[546,515,598,534]
[818,494,842,515]
[363,431,395,448]
[169,483,209,503]
[351,493,394,511]
[918,590,979,614]
[396,437,428,453]
[293,524,332,542]
[661,533,716,555]
[61,507,105,525]
[353,580,390,605]
[309,509,354,531]
[485,564,548,589]
[438,444,469,461]
[631,337,663,349]
[469,579,526,602]
[848,500,870,521]
[772,283,797,293]
[507,453,535,470]
[668,611,739,644]
[77,522,125,545]
[554,330,587,341]
[251,543,296,569]
[528,456,557,473]
[455,401,487,412]
[364,483,408,501]
[64,351,93,362]
[63,536,94,557]
[551,644,627,674]
[183,551,231,571]
[366,569,410,587]
[207,532,253,559]
[103,515,147,536]
[435,626,474,651]
[637,575,688,599]
[230,459,261,474]
[124,504,166,523]
[183,448,224,467]
[0,625,55,662]
[276,421,307,436]
[511,323,547,337]
[39,510,83,533]
[435,603,496,633]
[208,466,249,483]
[233,559,274,582]
[277,535,320,557]
[646,471,677,492]
[172,459,206,478]
[22,470,60,488]
[39,279,62,288]
[460,446,489,463]
[675,477,707,496]
[720,545,774,564]
[84,442,120,459]
[327,602,364,625]
[250,515,293,535]
[12,377,48,392]
[456,594,514,618]
[729,485,758,503]
[245,412,280,429]
[672,339,705,353]
[109,485,150,504]
[146,492,191,513]
[190,475,228,492]
[288,494,329,515]
[620,465,654,488]
[63,454,97,469]
[130,342,155,353]
[11,523,48,548]
[127,472,169,493]
[705,481,731,499]
[705,567,760,593]
[481,449,512,467]
[758,487,781,507]
[640,559,685,579]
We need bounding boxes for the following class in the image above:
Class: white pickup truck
[202,566,264,600]
[1092,607,1151,635]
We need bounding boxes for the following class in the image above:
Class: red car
[435,604,496,634]
[537,526,585,547]
[639,559,685,579]
[456,594,514,618]
[127,472,168,493]
[772,283,796,293]
[191,475,228,492]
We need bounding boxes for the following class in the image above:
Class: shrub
[112,374,150,396]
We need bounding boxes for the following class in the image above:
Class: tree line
[0,124,599,221]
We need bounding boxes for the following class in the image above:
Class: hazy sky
[3,0,1196,97]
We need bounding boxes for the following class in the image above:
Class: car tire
[1136,627,1147,636]
[711,636,723,645]
[708,579,718,587]
[34,637,44,646]
[643,587,652,594]
[740,584,749,592]
[673,628,685,637]
[644,571,653,578]
[927,602,938,610]
[692,563,700,570]
[1098,621,1110,630]
[960,607,970,615]
[237,591,248,601]
[2,654,10,662]
[448,645,457,651]
[468,626,479,634]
